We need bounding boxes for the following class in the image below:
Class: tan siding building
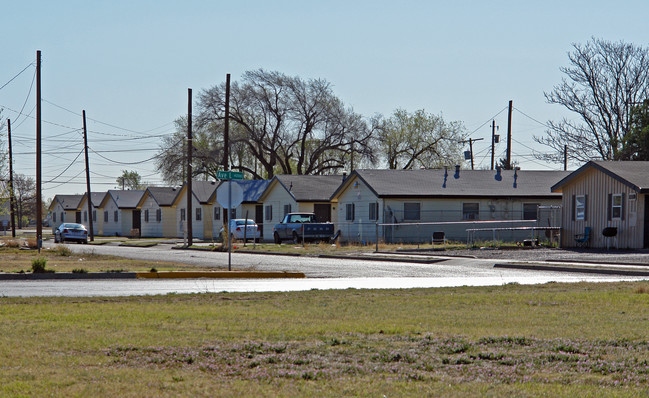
[552,161,649,249]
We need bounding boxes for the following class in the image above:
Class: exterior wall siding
[175,192,203,239]
[560,168,643,249]
[140,196,164,238]
[102,198,121,236]
[262,187,297,241]
[334,175,562,243]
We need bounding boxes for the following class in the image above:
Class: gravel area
[414,247,649,265]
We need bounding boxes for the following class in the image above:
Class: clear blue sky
[2,0,648,198]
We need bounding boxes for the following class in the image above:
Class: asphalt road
[2,243,647,297]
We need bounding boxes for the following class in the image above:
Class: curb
[0,272,136,280]
[494,263,649,276]
[317,254,446,264]
[136,271,305,279]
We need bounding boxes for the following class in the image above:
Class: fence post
[375,222,379,252]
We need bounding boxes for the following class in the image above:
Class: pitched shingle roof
[274,175,345,202]
[552,161,649,193]
[55,194,84,210]
[90,192,107,207]
[191,181,219,204]
[337,168,570,198]
[146,187,180,206]
[107,190,145,209]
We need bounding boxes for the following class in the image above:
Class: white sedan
[220,219,260,241]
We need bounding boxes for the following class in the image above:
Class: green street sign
[217,170,244,180]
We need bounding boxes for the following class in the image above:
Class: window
[104,211,108,222]
[84,211,87,222]
[346,203,355,221]
[369,202,378,221]
[214,207,220,220]
[265,205,273,221]
[463,203,479,220]
[196,208,202,221]
[283,204,292,216]
[523,203,539,220]
[611,193,623,220]
[92,210,96,222]
[180,208,186,222]
[575,195,586,221]
[403,203,420,221]
[156,209,162,222]
[61,212,64,222]
[114,211,118,222]
[144,209,149,223]
[53,212,56,223]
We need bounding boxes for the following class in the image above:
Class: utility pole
[460,138,484,170]
[506,100,513,170]
[187,88,193,246]
[490,120,499,170]
[223,74,230,171]
[564,144,568,171]
[7,119,16,237]
[82,110,94,241]
[36,50,42,253]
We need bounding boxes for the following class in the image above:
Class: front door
[255,205,264,236]
[75,211,81,223]
[313,203,331,222]
[132,210,141,236]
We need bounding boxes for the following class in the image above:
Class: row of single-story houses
[48,161,649,249]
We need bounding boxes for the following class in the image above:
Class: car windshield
[235,220,256,226]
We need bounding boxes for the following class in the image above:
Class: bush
[72,268,88,274]
[55,245,72,256]
[25,238,38,249]
[149,267,158,273]
[31,257,48,273]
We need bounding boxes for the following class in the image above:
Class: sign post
[216,171,244,271]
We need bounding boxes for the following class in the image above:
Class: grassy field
[0,241,193,273]
[2,281,649,396]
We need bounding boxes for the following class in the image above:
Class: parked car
[220,219,260,241]
[54,223,88,244]
[273,212,334,244]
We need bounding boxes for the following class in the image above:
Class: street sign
[217,170,244,180]
[216,181,244,209]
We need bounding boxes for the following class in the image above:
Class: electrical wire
[0,62,34,92]
[466,106,508,138]
[10,68,36,126]
[44,149,84,183]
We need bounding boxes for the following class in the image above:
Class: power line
[11,68,37,126]
[44,149,84,183]
[513,107,550,129]
[0,62,34,92]
[466,106,508,138]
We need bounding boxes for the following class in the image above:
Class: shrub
[150,267,158,273]
[25,238,39,249]
[55,245,72,256]
[72,268,88,274]
[3,239,20,248]
[31,257,48,273]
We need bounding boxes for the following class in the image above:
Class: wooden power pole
[7,119,16,237]
[82,110,94,241]
[506,100,513,169]
[36,50,42,252]
[187,88,193,246]
[223,74,230,171]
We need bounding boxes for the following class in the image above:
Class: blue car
[54,223,88,244]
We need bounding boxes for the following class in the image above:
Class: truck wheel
[274,232,281,244]
[292,232,300,244]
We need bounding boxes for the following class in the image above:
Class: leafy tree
[116,170,143,190]
[373,109,465,169]
[196,69,375,178]
[536,38,649,163]
[620,100,649,160]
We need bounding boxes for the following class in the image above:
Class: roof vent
[342,172,347,182]
[454,165,460,179]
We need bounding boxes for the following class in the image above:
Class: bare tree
[13,174,35,227]
[197,69,375,178]
[374,109,465,169]
[536,38,649,163]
